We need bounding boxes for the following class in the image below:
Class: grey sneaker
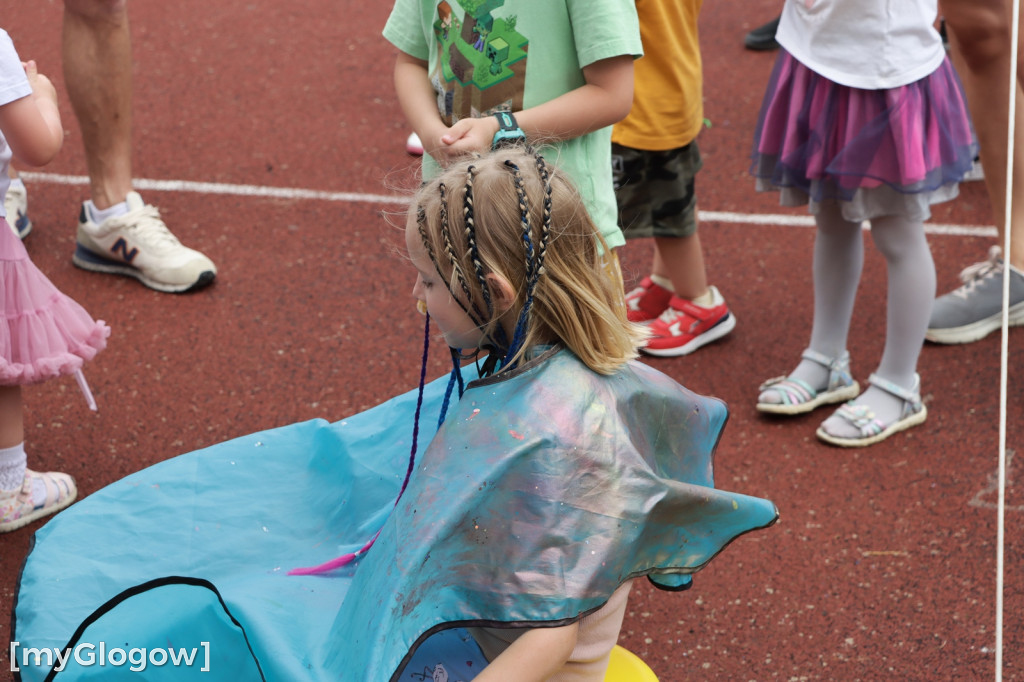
[72,192,216,293]
[4,182,31,239]
[927,246,1024,344]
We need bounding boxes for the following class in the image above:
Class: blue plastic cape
[14,349,777,681]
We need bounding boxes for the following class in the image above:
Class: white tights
[790,201,935,430]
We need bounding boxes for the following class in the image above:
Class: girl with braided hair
[387,147,776,679]
[10,147,775,681]
[408,149,642,377]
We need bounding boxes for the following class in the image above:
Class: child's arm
[473,621,580,681]
[440,54,634,158]
[394,51,455,162]
[0,60,63,167]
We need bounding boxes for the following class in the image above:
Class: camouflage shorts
[612,141,703,239]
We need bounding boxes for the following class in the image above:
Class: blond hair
[413,148,645,375]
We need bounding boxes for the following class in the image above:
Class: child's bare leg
[0,386,24,449]
[1,386,77,531]
[820,214,934,437]
[653,233,710,302]
[0,387,27,492]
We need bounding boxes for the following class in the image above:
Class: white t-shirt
[776,0,945,90]
[0,29,33,217]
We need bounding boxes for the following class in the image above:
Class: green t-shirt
[384,0,641,249]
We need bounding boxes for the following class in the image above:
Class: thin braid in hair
[415,205,432,259]
[463,165,513,360]
[531,153,553,282]
[462,165,493,318]
[502,160,538,366]
[438,182,486,324]
[504,160,536,283]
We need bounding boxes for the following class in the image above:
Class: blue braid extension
[407,310,432,493]
[437,347,461,429]
[455,356,466,397]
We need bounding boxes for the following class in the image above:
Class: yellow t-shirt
[611,0,704,151]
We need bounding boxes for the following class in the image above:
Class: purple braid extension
[288,309,433,575]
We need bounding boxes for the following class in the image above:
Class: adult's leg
[927,1,1024,341]
[62,0,133,211]
[63,0,217,292]
[943,0,1024,270]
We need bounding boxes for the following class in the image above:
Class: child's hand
[23,61,58,106]
[439,116,501,160]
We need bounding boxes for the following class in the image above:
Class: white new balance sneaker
[72,192,216,293]
[4,181,31,239]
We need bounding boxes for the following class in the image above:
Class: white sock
[650,273,674,291]
[8,177,25,192]
[0,443,27,492]
[87,199,130,224]
[691,288,716,307]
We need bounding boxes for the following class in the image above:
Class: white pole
[995,1,1020,679]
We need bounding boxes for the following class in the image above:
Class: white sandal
[757,349,860,415]
[0,469,77,533]
[816,373,928,447]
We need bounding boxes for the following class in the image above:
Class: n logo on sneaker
[111,237,138,263]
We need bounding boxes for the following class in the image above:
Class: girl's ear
[485,272,517,315]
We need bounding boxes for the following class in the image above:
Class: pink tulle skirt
[1,219,110,386]
[751,50,976,220]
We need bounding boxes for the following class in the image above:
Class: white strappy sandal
[756,349,860,415]
[816,373,928,447]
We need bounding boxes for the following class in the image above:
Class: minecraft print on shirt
[431,0,528,124]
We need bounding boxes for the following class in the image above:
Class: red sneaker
[642,286,736,357]
[625,277,673,324]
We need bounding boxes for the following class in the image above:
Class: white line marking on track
[21,171,998,236]
[19,171,411,206]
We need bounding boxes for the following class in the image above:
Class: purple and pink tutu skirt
[751,50,976,222]
[1,218,109,387]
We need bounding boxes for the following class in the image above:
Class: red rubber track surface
[1,1,1021,679]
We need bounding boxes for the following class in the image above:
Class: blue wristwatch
[492,111,526,149]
